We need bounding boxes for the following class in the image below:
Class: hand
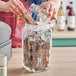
[2,0,26,16]
[39,1,60,19]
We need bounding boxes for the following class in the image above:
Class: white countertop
[8,47,76,76]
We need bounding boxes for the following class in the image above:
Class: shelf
[52,28,76,47]
[53,29,76,38]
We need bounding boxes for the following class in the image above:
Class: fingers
[50,8,56,21]
[8,0,26,16]
[50,6,54,16]
[11,0,25,13]
[40,2,48,13]
[46,4,50,14]
[40,2,53,15]
[15,0,26,13]
[47,7,56,21]
[46,2,53,15]
[16,0,25,10]
[40,1,57,21]
[8,1,22,15]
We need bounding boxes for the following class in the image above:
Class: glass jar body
[22,22,52,72]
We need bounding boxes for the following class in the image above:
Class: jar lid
[25,22,50,31]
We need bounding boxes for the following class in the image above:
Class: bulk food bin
[22,22,52,72]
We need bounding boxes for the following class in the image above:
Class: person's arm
[40,0,61,19]
[0,0,36,25]
[0,0,26,16]
[0,1,8,12]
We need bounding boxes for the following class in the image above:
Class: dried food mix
[22,23,52,72]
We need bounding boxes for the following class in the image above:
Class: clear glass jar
[22,22,52,72]
[0,54,7,76]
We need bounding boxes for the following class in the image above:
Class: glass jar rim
[25,22,51,31]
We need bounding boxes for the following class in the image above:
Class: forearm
[0,1,8,12]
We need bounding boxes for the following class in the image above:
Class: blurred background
[62,0,76,13]
[52,0,76,47]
